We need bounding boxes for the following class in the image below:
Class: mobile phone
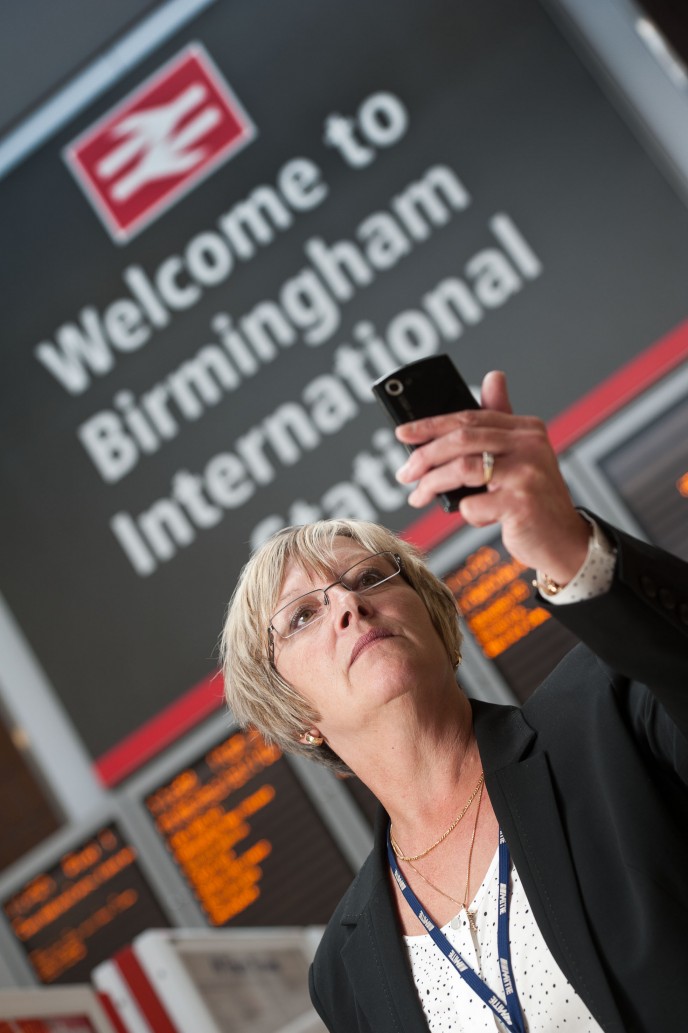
[372,354,484,512]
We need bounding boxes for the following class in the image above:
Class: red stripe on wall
[546,317,688,452]
[94,319,688,785]
[95,672,224,785]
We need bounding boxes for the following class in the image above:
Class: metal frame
[544,0,688,203]
[0,597,106,822]
[570,359,688,540]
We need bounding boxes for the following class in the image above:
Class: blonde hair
[219,519,462,773]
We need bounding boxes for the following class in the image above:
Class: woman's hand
[394,370,590,585]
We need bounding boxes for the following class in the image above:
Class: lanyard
[387,827,526,1033]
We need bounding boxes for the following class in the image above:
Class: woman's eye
[355,569,383,590]
[290,604,319,630]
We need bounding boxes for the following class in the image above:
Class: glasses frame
[268,550,403,656]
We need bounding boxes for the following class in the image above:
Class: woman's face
[271,538,451,749]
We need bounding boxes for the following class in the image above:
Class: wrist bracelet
[532,573,565,597]
[532,515,615,600]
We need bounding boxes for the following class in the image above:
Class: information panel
[0,986,117,1033]
[3,0,688,774]
[444,536,579,701]
[2,824,169,985]
[133,929,325,1033]
[143,728,354,926]
[598,394,688,562]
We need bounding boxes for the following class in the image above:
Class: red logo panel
[65,44,256,243]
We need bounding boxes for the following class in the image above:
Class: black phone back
[372,354,484,512]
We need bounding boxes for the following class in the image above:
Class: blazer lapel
[473,701,626,1033]
[339,824,430,1033]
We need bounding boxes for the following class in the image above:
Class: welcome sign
[2,0,688,777]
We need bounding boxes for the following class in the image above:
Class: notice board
[1,0,688,780]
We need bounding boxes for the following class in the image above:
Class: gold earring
[452,650,462,670]
[303,732,324,747]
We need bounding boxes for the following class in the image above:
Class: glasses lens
[341,552,400,593]
[270,552,401,640]
[273,590,327,638]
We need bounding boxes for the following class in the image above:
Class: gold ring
[482,451,495,486]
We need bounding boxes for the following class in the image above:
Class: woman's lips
[350,628,394,667]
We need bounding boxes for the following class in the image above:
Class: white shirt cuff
[536,515,617,606]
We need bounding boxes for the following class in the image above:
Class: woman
[221,372,688,1033]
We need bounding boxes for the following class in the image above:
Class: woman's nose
[327,585,374,627]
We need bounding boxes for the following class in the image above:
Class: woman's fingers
[396,416,546,487]
[395,406,521,447]
[480,370,513,414]
[405,454,489,507]
[404,443,542,509]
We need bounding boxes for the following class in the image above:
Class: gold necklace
[391,771,485,861]
[399,779,485,933]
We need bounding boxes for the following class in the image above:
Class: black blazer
[309,521,688,1033]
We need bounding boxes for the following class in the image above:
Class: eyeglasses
[269,551,403,643]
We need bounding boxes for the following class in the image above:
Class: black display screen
[2,823,169,984]
[144,728,354,926]
[443,535,579,702]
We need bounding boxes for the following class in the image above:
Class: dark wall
[0,0,159,135]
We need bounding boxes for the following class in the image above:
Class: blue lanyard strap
[387,827,526,1033]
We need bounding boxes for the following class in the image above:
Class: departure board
[144,728,354,927]
[2,824,169,984]
[444,537,579,702]
[598,394,688,562]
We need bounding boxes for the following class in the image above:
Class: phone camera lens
[385,379,404,396]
